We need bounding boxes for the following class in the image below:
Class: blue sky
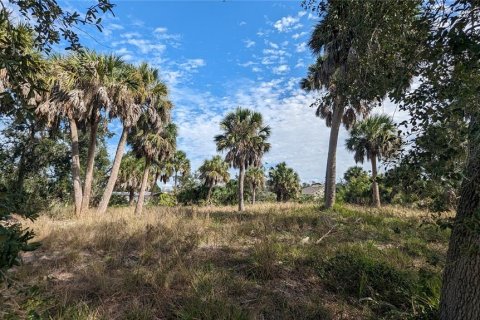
[58,0,405,185]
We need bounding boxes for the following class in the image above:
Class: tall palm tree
[74,51,127,212]
[131,121,176,215]
[36,55,88,215]
[301,57,369,209]
[245,166,265,204]
[117,152,144,206]
[97,63,169,214]
[345,115,401,207]
[199,155,230,203]
[215,108,271,211]
[301,1,419,209]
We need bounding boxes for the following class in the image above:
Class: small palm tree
[117,152,144,206]
[345,115,401,207]
[199,155,230,203]
[131,122,177,215]
[245,166,265,204]
[268,162,301,202]
[171,150,190,193]
[215,108,271,211]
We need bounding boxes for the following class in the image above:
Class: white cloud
[272,64,290,74]
[292,31,308,40]
[295,42,307,53]
[252,67,262,73]
[273,15,302,32]
[239,21,247,26]
[244,39,256,48]
[154,27,168,33]
[239,61,256,67]
[180,58,206,71]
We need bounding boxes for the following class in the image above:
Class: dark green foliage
[268,162,301,202]
[337,167,371,205]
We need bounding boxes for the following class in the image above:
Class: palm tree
[301,57,369,209]
[117,152,144,206]
[171,150,190,193]
[300,1,419,209]
[245,166,265,204]
[345,115,401,207]
[75,51,127,212]
[199,155,230,203]
[36,55,88,215]
[97,63,169,214]
[131,121,176,215]
[215,108,271,211]
[268,162,301,202]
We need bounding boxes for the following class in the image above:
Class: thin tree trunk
[128,188,135,206]
[135,159,151,215]
[69,118,83,215]
[207,184,213,203]
[81,118,99,212]
[238,163,245,211]
[439,117,480,320]
[324,101,345,209]
[174,171,178,194]
[16,122,36,192]
[371,153,381,207]
[252,186,256,204]
[98,126,128,214]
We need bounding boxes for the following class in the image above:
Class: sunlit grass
[2,203,450,319]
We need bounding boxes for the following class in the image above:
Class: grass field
[2,203,451,319]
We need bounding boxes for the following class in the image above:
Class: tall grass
[2,203,450,319]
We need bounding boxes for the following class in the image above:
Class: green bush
[149,193,177,207]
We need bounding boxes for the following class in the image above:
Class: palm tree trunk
[371,153,381,207]
[98,126,128,214]
[439,117,480,320]
[238,163,246,211]
[135,159,151,215]
[128,187,135,206]
[81,118,99,212]
[174,171,178,194]
[207,184,213,203]
[324,101,345,209]
[69,118,83,215]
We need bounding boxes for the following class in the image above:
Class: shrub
[149,193,177,207]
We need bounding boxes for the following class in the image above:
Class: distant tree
[268,162,301,202]
[171,150,191,193]
[117,152,144,206]
[340,166,371,205]
[345,115,401,207]
[301,0,424,208]
[199,155,230,203]
[215,108,271,211]
[131,122,176,215]
[246,166,265,204]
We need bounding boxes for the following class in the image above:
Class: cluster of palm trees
[35,50,175,215]
[301,16,404,209]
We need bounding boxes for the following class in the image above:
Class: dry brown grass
[2,202,449,319]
